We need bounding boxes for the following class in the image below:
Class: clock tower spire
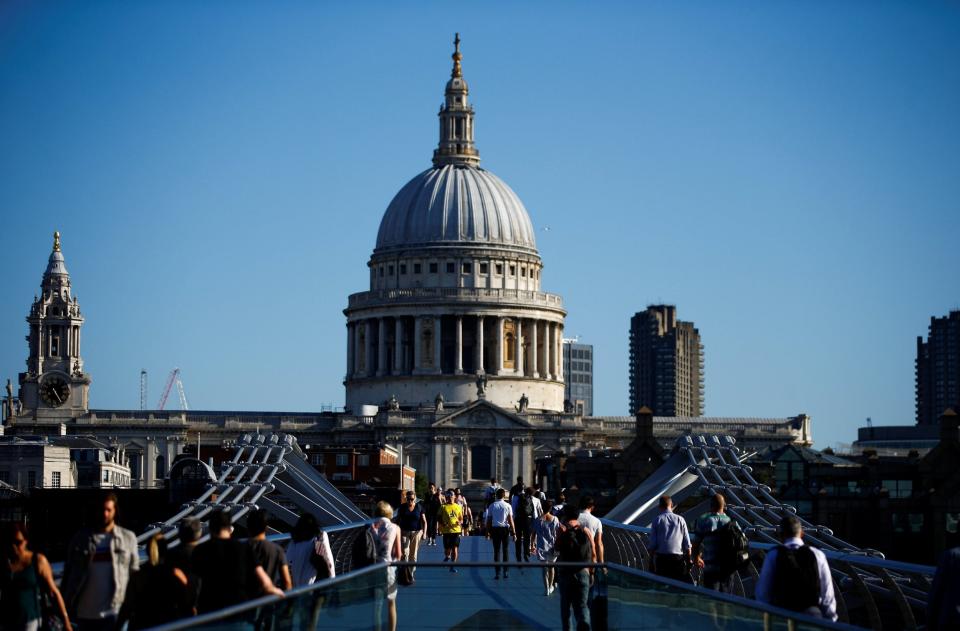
[16,231,91,420]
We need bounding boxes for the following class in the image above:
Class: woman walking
[1,522,72,631]
[532,500,560,595]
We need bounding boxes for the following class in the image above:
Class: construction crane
[140,370,147,410]
[157,368,189,411]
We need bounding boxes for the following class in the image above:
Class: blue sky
[1,1,957,449]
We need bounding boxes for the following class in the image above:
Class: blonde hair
[147,533,165,567]
[375,500,394,519]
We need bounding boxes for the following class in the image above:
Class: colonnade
[346,314,564,381]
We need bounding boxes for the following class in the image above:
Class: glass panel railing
[148,564,388,631]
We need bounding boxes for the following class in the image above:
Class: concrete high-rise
[629,305,703,416]
[563,339,593,415]
[916,310,960,426]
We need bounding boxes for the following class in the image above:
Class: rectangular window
[446,262,455,273]
[479,262,489,274]
[462,262,472,274]
[414,263,422,274]
[103,470,110,482]
[52,471,61,488]
[429,262,438,273]
[509,265,516,276]
[310,454,323,466]
[336,454,349,467]
[399,264,407,275]
[28,471,36,488]
[388,265,395,276]
[496,263,503,275]
[379,267,384,277]
[521,268,526,277]
[358,454,370,467]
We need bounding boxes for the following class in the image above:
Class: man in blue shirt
[648,495,691,583]
[756,515,837,621]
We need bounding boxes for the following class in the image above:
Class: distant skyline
[1,2,958,448]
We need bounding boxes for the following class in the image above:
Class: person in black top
[247,510,292,591]
[192,510,284,613]
[395,491,427,581]
[424,483,442,546]
[509,477,525,500]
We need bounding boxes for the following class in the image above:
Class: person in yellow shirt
[437,490,463,573]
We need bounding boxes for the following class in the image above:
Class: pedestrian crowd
[3,487,959,631]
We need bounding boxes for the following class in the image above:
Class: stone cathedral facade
[3,39,812,491]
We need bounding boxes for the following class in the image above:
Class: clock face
[40,376,70,408]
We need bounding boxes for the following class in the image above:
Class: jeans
[490,527,510,575]
[702,568,735,593]
[559,570,591,631]
[514,524,531,561]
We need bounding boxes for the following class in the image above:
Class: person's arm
[420,510,428,537]
[37,553,74,631]
[754,548,777,604]
[127,531,140,573]
[815,549,838,621]
[279,555,293,591]
[508,514,517,540]
[320,532,336,579]
[648,516,659,552]
[595,523,605,564]
[485,510,493,538]
[255,565,285,597]
[681,518,692,559]
[393,529,402,561]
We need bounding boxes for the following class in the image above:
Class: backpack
[770,545,820,612]
[556,524,592,566]
[713,520,750,573]
[516,495,534,526]
[351,526,378,569]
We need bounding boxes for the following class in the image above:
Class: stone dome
[375,164,537,253]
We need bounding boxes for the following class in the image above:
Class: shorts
[442,533,461,548]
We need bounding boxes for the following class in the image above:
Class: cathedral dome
[375,165,537,253]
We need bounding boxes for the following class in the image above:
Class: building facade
[343,36,566,415]
[916,310,960,426]
[4,39,812,494]
[628,305,704,416]
[563,340,594,415]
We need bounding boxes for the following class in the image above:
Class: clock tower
[17,232,91,419]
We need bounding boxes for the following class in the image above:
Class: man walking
[246,509,293,591]
[483,478,501,507]
[192,510,283,613]
[756,515,837,621]
[556,504,595,631]
[510,476,525,499]
[484,488,516,579]
[692,493,735,593]
[424,483,441,546]
[648,495,692,582]
[577,496,604,565]
[61,492,140,631]
[396,491,427,581]
[511,487,542,562]
[437,490,463,573]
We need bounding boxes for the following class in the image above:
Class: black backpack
[516,495,534,526]
[770,545,820,612]
[351,526,378,569]
[713,520,750,573]
[556,524,592,565]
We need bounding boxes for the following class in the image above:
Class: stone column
[414,317,423,372]
[511,440,520,485]
[557,325,564,381]
[443,441,452,486]
[543,321,552,380]
[364,320,375,377]
[346,322,355,378]
[455,316,463,374]
[495,317,504,375]
[530,319,539,378]
[394,318,404,375]
[476,316,485,373]
[432,441,442,485]
[354,322,364,377]
[433,316,442,374]
[514,319,523,375]
[145,439,156,488]
[377,319,387,376]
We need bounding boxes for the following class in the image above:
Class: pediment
[432,400,532,430]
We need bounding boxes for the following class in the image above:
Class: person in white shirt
[484,488,516,579]
[756,515,837,621]
[372,501,402,631]
[577,495,604,564]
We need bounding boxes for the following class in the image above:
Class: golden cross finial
[452,32,463,78]
[53,231,61,252]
